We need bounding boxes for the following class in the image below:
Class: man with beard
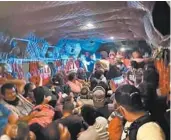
[0,83,46,123]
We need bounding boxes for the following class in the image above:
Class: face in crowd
[132,51,142,59]
[3,86,17,102]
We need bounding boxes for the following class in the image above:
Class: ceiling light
[44,65,49,69]
[110,36,114,40]
[81,22,95,30]
[120,48,125,52]
[86,23,94,28]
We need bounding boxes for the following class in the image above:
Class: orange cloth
[67,80,82,93]
[155,60,170,95]
[108,117,123,140]
[29,62,51,86]
[29,104,55,128]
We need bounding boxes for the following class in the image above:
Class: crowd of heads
[0,50,170,140]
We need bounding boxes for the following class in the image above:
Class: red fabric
[67,80,82,93]
[29,62,39,76]
[30,76,40,87]
[29,104,55,128]
[29,62,39,86]
[11,63,24,79]
[155,60,170,95]
[108,117,123,140]
[65,60,77,73]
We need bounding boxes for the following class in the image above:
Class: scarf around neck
[4,97,19,106]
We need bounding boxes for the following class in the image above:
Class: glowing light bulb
[86,23,94,28]
[44,65,48,69]
[120,48,125,52]
[110,36,114,40]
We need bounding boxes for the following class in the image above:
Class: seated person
[116,61,128,74]
[0,83,33,117]
[0,64,26,94]
[50,73,65,93]
[77,68,87,82]
[67,72,82,95]
[78,105,109,140]
[131,51,145,69]
[126,61,144,87]
[77,86,94,106]
[46,102,84,140]
[90,69,107,85]
[29,86,56,140]
[2,121,36,140]
[23,82,36,104]
[106,64,122,80]
[92,86,113,119]
[41,123,71,140]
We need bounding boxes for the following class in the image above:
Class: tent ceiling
[0,1,156,44]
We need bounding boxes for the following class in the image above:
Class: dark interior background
[152,1,170,36]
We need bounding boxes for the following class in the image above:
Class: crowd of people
[0,50,170,140]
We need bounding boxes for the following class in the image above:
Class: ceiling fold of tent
[0,1,170,47]
[0,1,163,43]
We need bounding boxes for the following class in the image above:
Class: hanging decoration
[9,38,30,59]
[11,60,24,79]
[152,43,170,96]
[24,33,49,59]
[155,58,170,96]
[0,32,10,44]
[29,61,40,86]
[56,39,82,60]
[29,61,52,86]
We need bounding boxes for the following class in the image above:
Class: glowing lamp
[120,48,125,52]
[86,23,94,28]
[110,36,114,40]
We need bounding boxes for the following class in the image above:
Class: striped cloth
[0,94,34,117]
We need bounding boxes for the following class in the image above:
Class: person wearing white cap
[78,105,109,140]
[94,117,109,140]
[78,105,100,140]
[92,86,113,119]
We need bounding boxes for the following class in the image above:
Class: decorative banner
[25,33,49,59]
[0,32,10,44]
[9,38,29,59]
